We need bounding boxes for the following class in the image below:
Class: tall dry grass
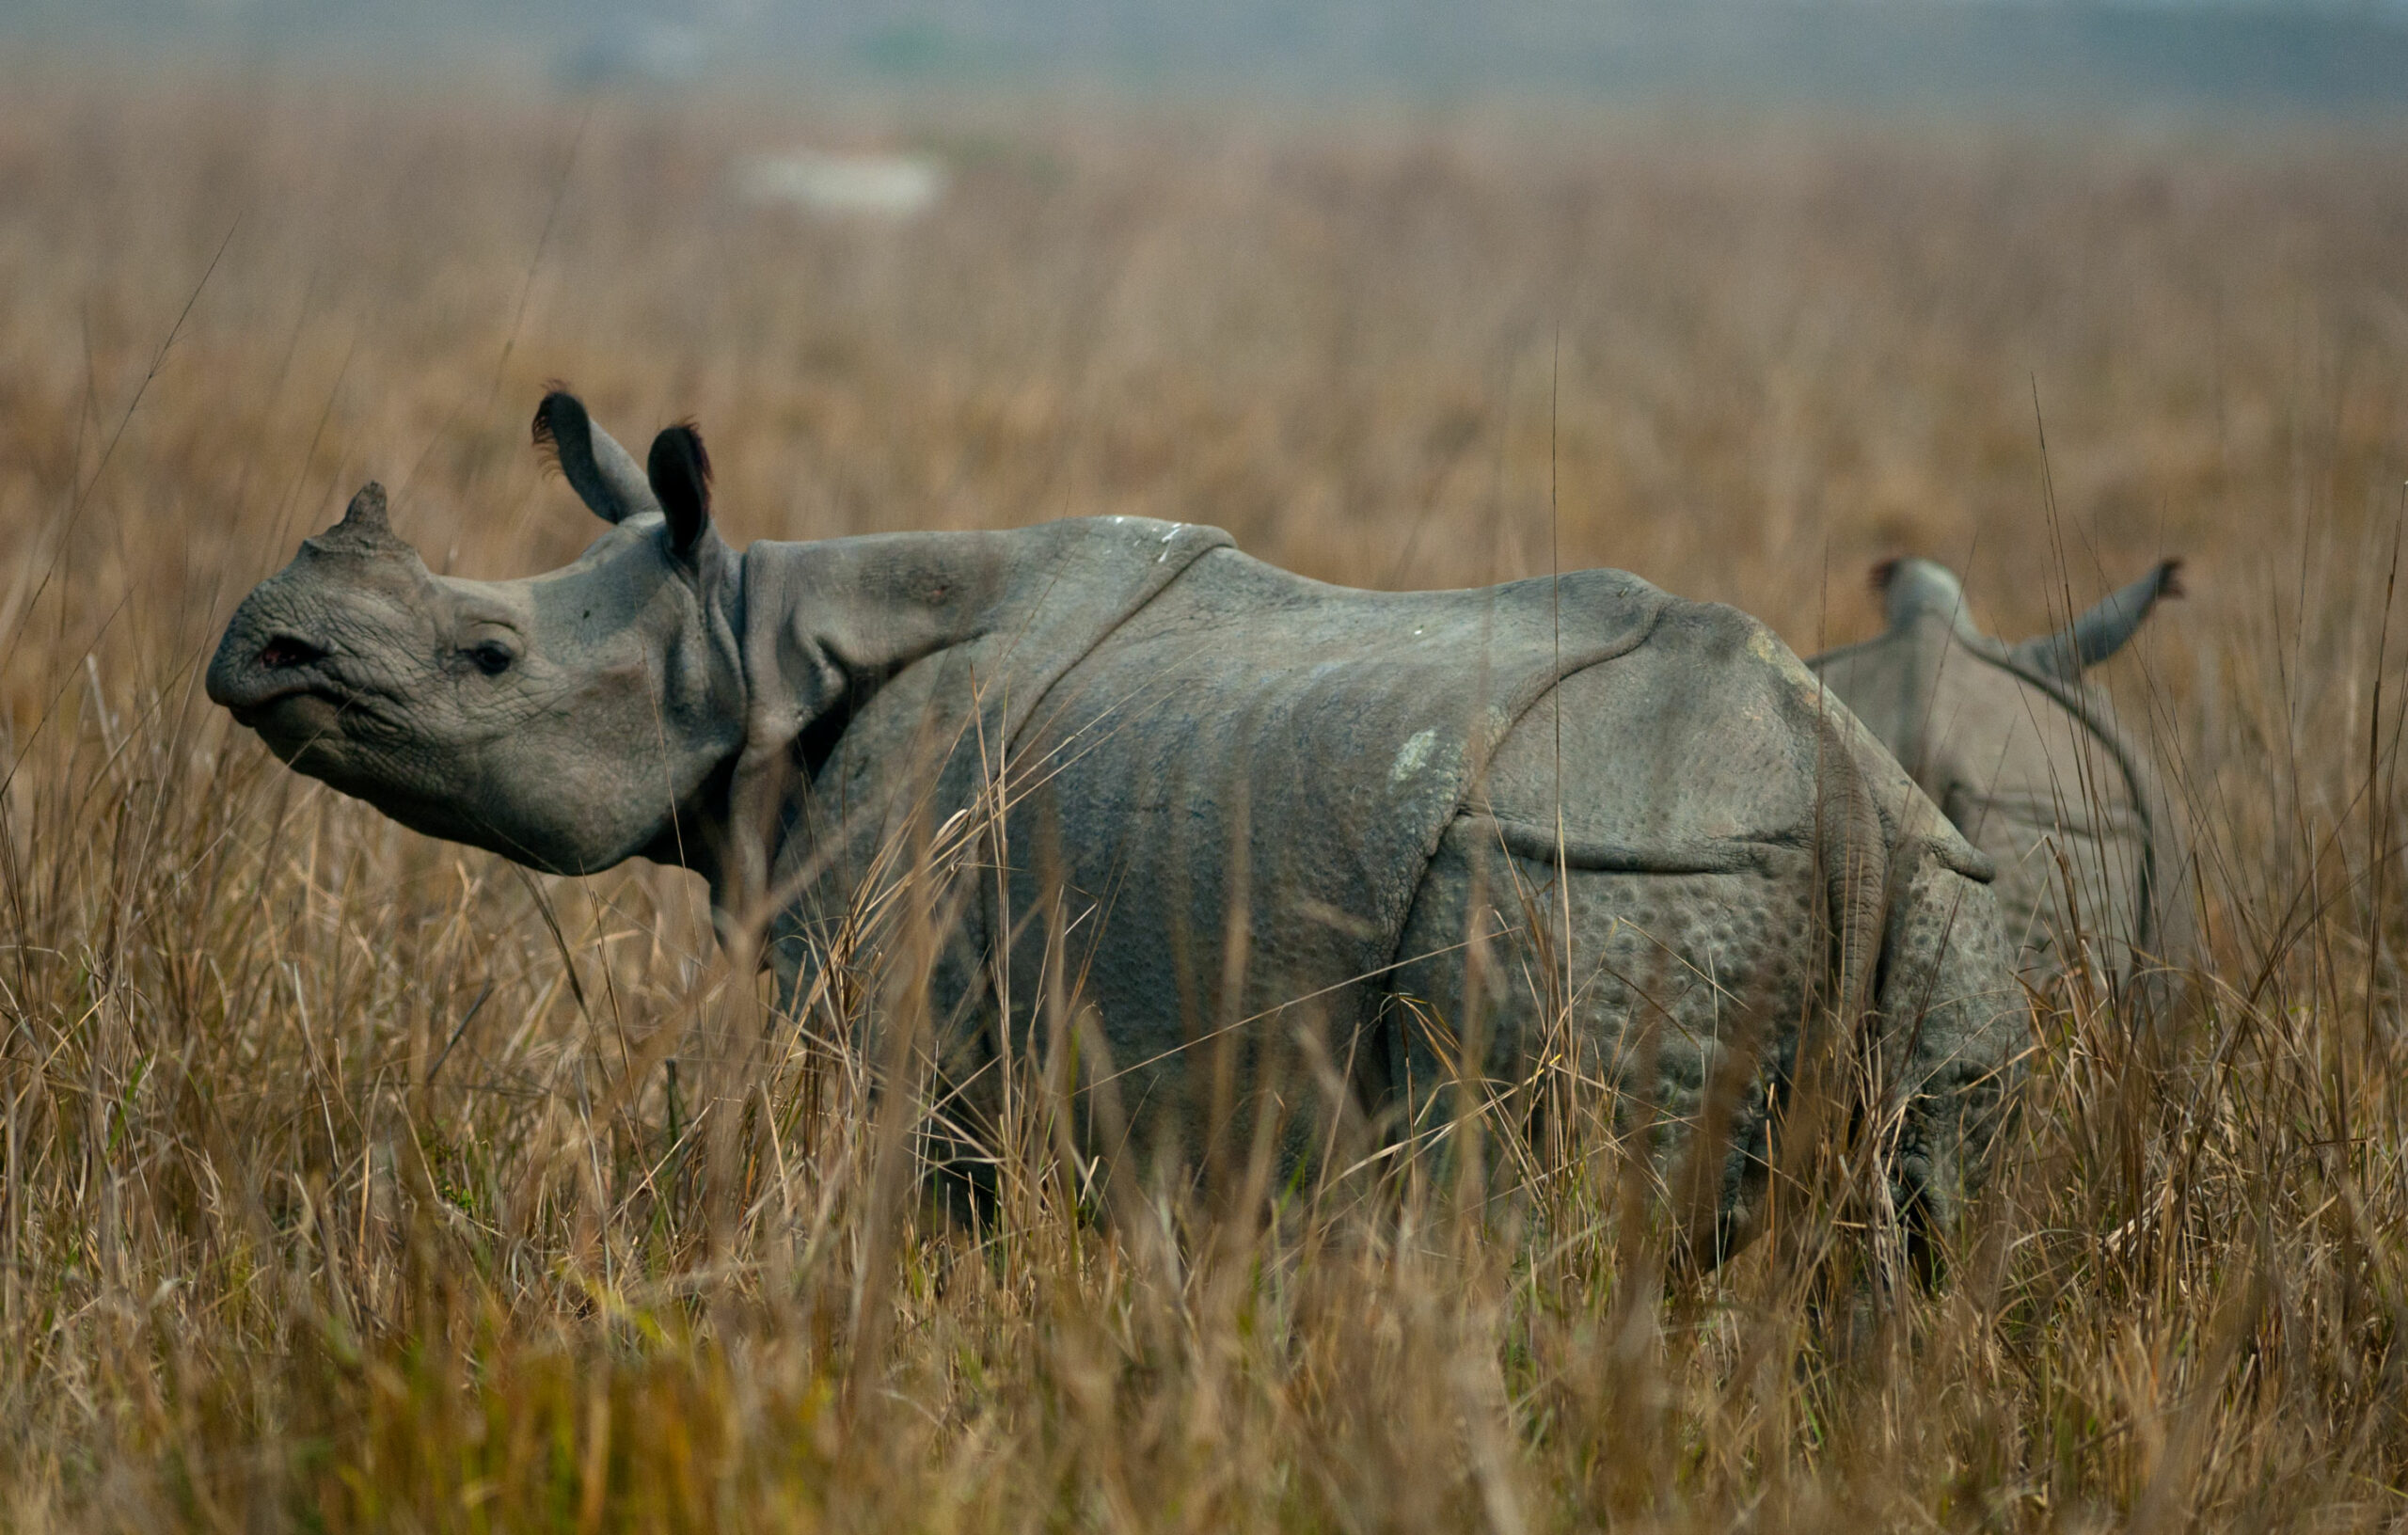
[5,61,2408,1530]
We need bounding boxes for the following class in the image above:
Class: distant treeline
[11,0,2408,111]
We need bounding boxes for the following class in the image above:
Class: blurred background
[6,0,2405,649]
[17,0,2408,108]
[8,6,2408,1525]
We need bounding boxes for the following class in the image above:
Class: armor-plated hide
[1808,558,2192,994]
[211,392,2027,1253]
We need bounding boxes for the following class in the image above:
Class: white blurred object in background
[732,151,949,218]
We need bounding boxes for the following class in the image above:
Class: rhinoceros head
[207,390,746,877]
[1872,553,2184,678]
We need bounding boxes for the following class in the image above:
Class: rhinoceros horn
[300,482,413,560]
[2010,560,2184,681]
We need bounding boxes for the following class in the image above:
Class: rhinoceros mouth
[228,686,350,736]
[210,628,349,720]
[223,669,397,743]
[221,660,350,724]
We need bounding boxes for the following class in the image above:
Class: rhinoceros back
[756,522,2020,1242]
[1811,609,2187,991]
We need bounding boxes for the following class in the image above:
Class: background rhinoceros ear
[531,388,660,525]
[1872,555,1982,642]
[646,422,712,560]
[2010,558,2185,680]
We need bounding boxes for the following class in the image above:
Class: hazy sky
[10,0,2408,113]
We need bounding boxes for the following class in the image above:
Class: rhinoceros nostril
[260,636,328,670]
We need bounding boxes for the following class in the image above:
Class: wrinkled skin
[214,391,2027,1253]
[1807,557,2193,993]
[209,416,746,880]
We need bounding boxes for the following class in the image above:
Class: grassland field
[5,62,2408,1531]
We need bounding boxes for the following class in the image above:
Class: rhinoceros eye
[466,641,515,676]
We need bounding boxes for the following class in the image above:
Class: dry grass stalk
[4,65,2408,1532]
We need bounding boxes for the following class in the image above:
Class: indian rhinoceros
[207,390,2022,1247]
[1807,556,2191,997]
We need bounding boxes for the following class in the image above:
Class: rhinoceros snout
[206,614,333,716]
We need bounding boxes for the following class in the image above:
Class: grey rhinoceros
[208,391,2022,1246]
[1807,557,2191,996]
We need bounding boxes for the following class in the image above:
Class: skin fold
[1808,557,2192,997]
[212,390,2025,1256]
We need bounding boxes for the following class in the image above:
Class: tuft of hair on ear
[1870,557,1902,593]
[530,382,581,478]
[647,420,713,556]
[669,419,712,486]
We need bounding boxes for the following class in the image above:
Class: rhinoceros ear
[1873,556,1982,642]
[2010,559,2184,680]
[531,388,659,525]
[646,422,712,560]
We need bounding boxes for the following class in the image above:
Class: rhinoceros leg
[1379,810,2019,1261]
[1371,609,2023,1263]
[1865,841,2023,1247]
[1378,817,1820,1237]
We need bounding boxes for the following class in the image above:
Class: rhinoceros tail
[1816,712,1891,1037]
[1811,695,2026,1261]
[2009,559,2184,681]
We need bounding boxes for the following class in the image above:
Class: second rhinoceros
[208,391,2022,1246]
[1808,556,2192,996]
